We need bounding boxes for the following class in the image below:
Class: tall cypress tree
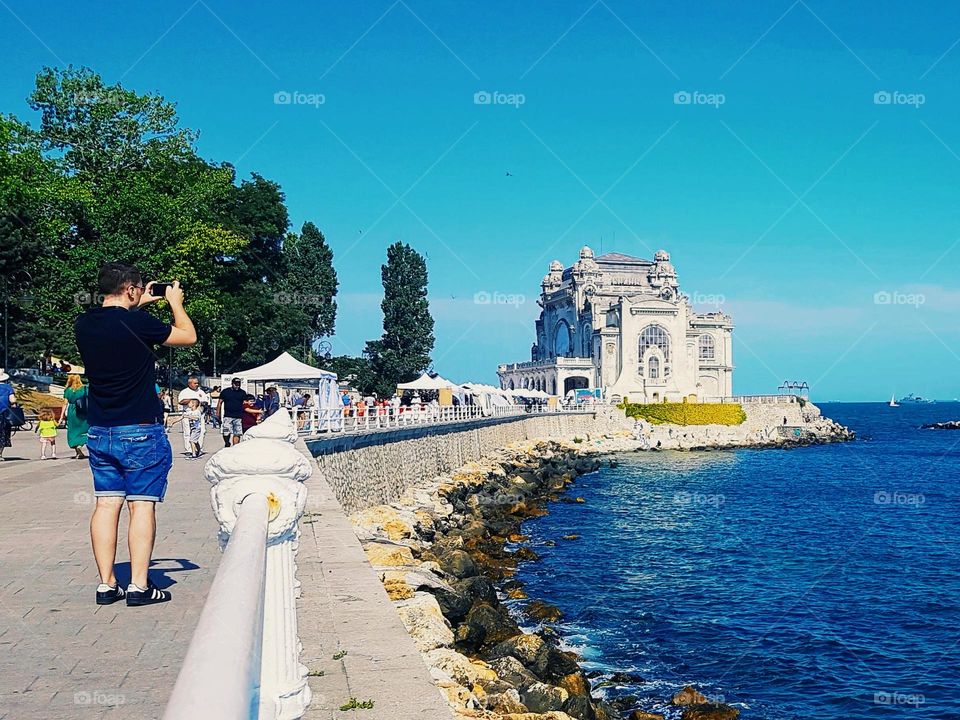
[365,242,434,397]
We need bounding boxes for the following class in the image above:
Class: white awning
[232,352,337,382]
[397,373,456,391]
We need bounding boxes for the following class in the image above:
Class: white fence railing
[288,402,570,436]
[164,409,311,720]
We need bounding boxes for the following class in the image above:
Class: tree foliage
[364,242,435,397]
[0,66,338,376]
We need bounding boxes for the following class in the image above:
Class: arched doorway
[563,376,590,394]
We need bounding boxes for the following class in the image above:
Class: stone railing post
[205,409,313,720]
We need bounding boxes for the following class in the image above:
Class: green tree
[364,242,434,397]
[285,221,338,340]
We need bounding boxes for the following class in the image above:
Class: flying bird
[505,171,514,177]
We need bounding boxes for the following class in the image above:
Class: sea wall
[305,410,631,513]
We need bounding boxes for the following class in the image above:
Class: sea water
[514,403,960,719]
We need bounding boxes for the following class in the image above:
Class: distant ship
[889,394,899,407]
[899,393,935,405]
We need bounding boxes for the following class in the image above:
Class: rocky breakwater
[921,420,960,430]
[636,401,854,452]
[350,440,740,720]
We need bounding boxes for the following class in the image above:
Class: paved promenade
[0,429,221,719]
[0,427,453,720]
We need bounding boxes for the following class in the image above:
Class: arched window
[640,325,670,359]
[648,356,660,379]
[638,324,671,378]
[698,334,715,361]
[554,320,572,357]
[509,379,515,390]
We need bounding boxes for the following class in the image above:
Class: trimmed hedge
[619,402,747,426]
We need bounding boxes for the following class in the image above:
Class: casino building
[497,247,733,403]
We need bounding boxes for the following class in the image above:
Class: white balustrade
[164,408,312,720]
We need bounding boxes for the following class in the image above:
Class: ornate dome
[549,260,563,272]
[579,246,595,260]
[654,249,670,262]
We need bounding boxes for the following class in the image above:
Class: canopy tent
[231,352,336,382]
[229,352,340,432]
[396,373,456,392]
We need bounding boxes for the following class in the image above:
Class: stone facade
[305,411,631,513]
[498,247,733,403]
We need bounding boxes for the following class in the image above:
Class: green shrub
[620,402,746,426]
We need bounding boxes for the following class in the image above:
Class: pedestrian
[35,408,59,459]
[177,377,209,455]
[183,399,203,458]
[241,396,263,433]
[62,373,90,459]
[218,377,251,446]
[74,262,197,607]
[209,385,222,429]
[0,369,17,461]
[263,386,280,419]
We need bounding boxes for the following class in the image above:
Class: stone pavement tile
[0,428,221,720]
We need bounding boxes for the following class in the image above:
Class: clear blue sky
[2,0,959,401]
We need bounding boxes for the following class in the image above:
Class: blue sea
[514,403,960,719]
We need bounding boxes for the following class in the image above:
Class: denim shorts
[221,417,243,436]
[87,424,173,502]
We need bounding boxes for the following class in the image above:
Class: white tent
[396,373,456,392]
[231,352,336,382]
[229,352,340,432]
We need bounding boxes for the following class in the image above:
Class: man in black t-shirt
[75,262,197,608]
[218,377,252,447]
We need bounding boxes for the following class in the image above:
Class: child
[183,399,203,458]
[35,409,58,459]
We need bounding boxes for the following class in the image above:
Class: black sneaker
[96,583,126,606]
[126,581,171,607]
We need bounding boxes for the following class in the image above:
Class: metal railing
[164,409,311,720]
[289,402,565,436]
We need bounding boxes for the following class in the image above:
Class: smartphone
[150,282,173,298]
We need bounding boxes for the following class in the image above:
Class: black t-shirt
[219,387,252,418]
[74,306,172,427]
